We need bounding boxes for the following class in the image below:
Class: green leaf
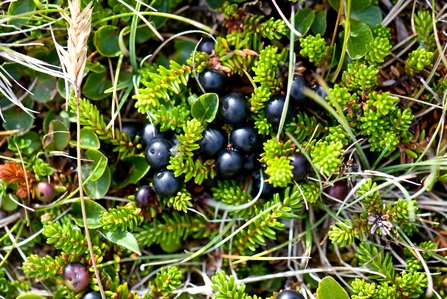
[204,0,226,9]
[7,0,36,27]
[85,150,108,181]
[2,98,34,131]
[317,276,350,299]
[101,229,141,255]
[43,120,70,151]
[83,70,113,100]
[311,10,327,35]
[69,129,100,150]
[346,19,373,59]
[329,0,371,11]
[43,110,70,134]
[32,73,57,103]
[71,199,106,229]
[16,294,45,299]
[351,5,382,29]
[82,164,111,200]
[111,156,151,189]
[191,93,219,123]
[94,25,121,57]
[294,8,315,38]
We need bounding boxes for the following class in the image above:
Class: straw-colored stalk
[57,0,92,98]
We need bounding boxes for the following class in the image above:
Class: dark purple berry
[290,153,310,181]
[215,149,244,179]
[277,290,305,299]
[152,170,182,197]
[35,182,56,203]
[219,93,248,126]
[198,69,227,94]
[121,122,139,141]
[244,152,260,172]
[252,173,275,198]
[197,37,215,54]
[81,290,101,299]
[62,262,90,293]
[198,127,226,158]
[313,82,334,101]
[138,123,164,146]
[263,95,292,124]
[145,138,173,171]
[325,181,349,200]
[288,74,310,104]
[135,185,157,208]
[230,125,259,153]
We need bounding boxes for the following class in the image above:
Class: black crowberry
[145,138,173,171]
[35,182,56,203]
[325,180,349,200]
[121,122,139,141]
[230,125,259,153]
[263,95,292,124]
[219,93,248,126]
[198,127,226,158]
[198,69,227,94]
[80,290,101,299]
[277,290,305,299]
[288,74,310,104]
[135,185,157,208]
[62,262,90,293]
[290,152,310,181]
[215,149,244,179]
[197,37,215,54]
[138,123,164,146]
[152,170,182,197]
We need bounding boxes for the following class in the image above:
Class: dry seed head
[58,0,92,97]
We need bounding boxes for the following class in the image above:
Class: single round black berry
[263,95,292,124]
[138,123,164,146]
[62,262,90,293]
[121,122,139,141]
[230,125,259,153]
[81,290,101,299]
[152,170,182,197]
[135,185,157,208]
[288,74,310,104]
[215,149,244,179]
[198,69,227,94]
[325,180,349,200]
[244,152,260,172]
[35,182,56,203]
[219,93,248,126]
[290,153,310,181]
[313,82,334,101]
[145,138,173,171]
[252,173,275,198]
[197,37,215,54]
[198,127,226,158]
[277,290,305,299]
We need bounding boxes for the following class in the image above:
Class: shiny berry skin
[263,95,291,124]
[145,138,173,171]
[197,37,215,54]
[277,290,305,299]
[135,185,157,208]
[313,82,334,100]
[139,123,164,146]
[219,93,248,126]
[198,69,227,94]
[198,127,226,158]
[244,152,259,172]
[215,149,244,179]
[290,153,310,181]
[288,74,310,104]
[121,122,139,141]
[80,290,101,299]
[62,262,90,293]
[230,125,259,153]
[152,170,182,197]
[325,180,349,200]
[35,182,56,202]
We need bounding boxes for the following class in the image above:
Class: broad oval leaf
[311,10,327,35]
[94,25,121,57]
[351,5,382,29]
[32,73,57,103]
[294,8,315,38]
[43,120,70,151]
[2,97,34,131]
[7,0,36,27]
[101,229,141,255]
[69,129,100,150]
[191,93,219,123]
[329,0,371,11]
[83,70,112,100]
[346,19,373,59]
[111,156,150,189]
[82,164,111,199]
[317,276,350,299]
[84,149,108,181]
[71,199,106,229]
